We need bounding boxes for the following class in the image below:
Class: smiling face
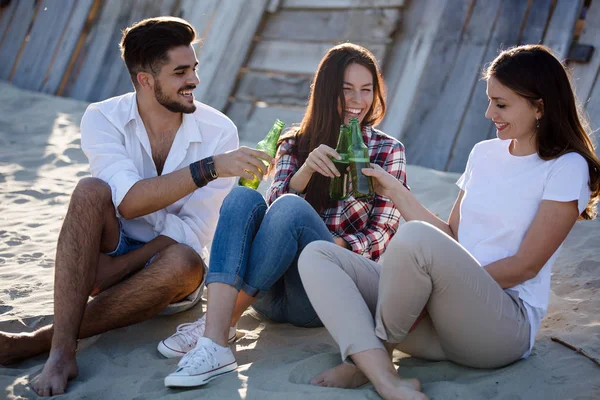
[337,63,374,125]
[150,45,199,114]
[485,76,543,148]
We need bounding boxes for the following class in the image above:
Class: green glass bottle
[329,124,351,200]
[239,119,285,190]
[348,118,374,199]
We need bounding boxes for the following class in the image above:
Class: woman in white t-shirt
[297,44,600,400]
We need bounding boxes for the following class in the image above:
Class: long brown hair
[280,43,386,213]
[484,44,600,219]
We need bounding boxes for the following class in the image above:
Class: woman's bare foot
[376,376,427,400]
[310,362,369,388]
[30,349,79,397]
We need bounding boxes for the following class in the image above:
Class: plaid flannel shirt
[266,126,407,262]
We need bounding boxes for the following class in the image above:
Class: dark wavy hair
[280,43,387,213]
[484,44,600,219]
[120,16,197,87]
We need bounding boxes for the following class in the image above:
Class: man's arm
[119,147,274,220]
[81,105,272,220]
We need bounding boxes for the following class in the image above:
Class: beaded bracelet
[189,156,218,188]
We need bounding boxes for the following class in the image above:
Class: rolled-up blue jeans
[206,186,334,327]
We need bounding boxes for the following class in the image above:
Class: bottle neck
[262,125,284,145]
[349,123,366,149]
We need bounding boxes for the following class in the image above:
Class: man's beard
[154,80,196,114]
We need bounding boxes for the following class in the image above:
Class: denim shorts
[105,221,146,257]
[103,220,204,315]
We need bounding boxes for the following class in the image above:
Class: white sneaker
[158,314,238,358]
[164,337,237,387]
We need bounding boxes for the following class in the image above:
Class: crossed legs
[299,221,530,400]
[0,178,204,396]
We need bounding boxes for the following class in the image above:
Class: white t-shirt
[456,139,590,358]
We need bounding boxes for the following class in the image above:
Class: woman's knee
[221,185,265,213]
[386,221,439,256]
[267,194,314,224]
[298,241,336,277]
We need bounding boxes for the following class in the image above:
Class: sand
[0,81,598,399]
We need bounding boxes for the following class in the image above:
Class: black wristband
[205,156,218,179]
[189,157,218,188]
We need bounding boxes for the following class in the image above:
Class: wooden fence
[0,0,267,108]
[379,0,600,171]
[226,0,405,143]
[0,0,599,171]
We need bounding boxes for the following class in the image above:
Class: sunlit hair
[120,16,197,87]
[484,44,600,219]
[280,43,387,213]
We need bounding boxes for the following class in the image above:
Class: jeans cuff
[239,281,266,298]
[205,272,244,290]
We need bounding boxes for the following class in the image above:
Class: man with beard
[0,17,271,396]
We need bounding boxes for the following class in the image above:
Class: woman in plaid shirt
[161,43,407,388]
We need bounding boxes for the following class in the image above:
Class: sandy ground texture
[0,82,598,399]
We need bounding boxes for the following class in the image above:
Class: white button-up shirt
[80,92,238,261]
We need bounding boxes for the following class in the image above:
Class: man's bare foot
[376,376,427,400]
[30,349,79,397]
[310,362,369,388]
[0,331,49,364]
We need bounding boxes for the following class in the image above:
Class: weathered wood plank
[235,71,311,106]
[402,0,498,171]
[585,80,600,157]
[87,0,137,102]
[261,8,399,44]
[379,0,430,135]
[448,0,530,172]
[390,0,471,165]
[65,0,129,100]
[239,104,305,144]
[247,40,387,75]
[571,0,600,105]
[105,0,179,100]
[192,0,248,105]
[281,0,405,9]
[200,0,268,111]
[41,0,96,94]
[0,0,39,80]
[226,100,254,132]
[0,0,18,47]
[11,0,78,91]
[520,0,553,45]
[175,0,218,39]
[543,0,584,59]
[267,0,282,13]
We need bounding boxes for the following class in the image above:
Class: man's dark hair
[120,16,197,87]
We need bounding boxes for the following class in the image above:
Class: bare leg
[231,290,256,326]
[203,283,241,347]
[0,179,203,396]
[27,242,202,396]
[27,178,119,397]
[0,238,176,363]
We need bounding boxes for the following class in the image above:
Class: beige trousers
[298,221,530,369]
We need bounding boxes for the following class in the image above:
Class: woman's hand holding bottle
[302,144,342,178]
[361,164,405,199]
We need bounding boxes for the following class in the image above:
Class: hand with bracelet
[189,146,275,188]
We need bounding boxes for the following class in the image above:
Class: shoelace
[170,317,206,349]
[178,344,217,371]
